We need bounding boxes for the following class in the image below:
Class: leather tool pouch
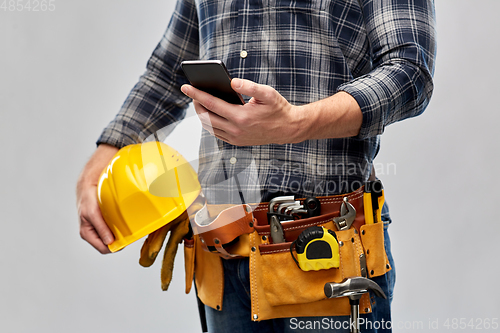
[186,189,392,320]
[249,207,391,321]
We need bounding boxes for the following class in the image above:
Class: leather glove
[139,210,191,291]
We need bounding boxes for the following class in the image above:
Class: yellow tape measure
[291,226,340,271]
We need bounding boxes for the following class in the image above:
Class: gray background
[1,1,499,332]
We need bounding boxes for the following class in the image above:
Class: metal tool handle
[268,196,295,213]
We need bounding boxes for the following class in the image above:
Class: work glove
[139,210,191,291]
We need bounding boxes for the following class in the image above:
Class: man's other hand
[76,144,119,254]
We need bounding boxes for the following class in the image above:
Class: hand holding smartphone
[181,60,245,105]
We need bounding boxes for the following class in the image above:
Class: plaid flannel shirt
[98,0,436,203]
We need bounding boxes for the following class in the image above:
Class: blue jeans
[205,203,396,333]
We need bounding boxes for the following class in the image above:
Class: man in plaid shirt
[77,0,436,331]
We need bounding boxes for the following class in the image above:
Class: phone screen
[181,60,245,105]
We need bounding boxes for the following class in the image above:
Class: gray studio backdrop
[1,1,499,332]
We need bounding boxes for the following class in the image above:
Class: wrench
[268,196,295,213]
[332,197,356,231]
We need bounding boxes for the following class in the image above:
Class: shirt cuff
[337,74,386,140]
[96,126,143,149]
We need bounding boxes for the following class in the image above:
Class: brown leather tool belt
[193,186,366,259]
[186,183,392,320]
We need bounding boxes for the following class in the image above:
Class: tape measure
[291,226,340,271]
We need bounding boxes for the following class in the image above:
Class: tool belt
[183,182,392,321]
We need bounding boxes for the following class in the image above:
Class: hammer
[324,277,387,333]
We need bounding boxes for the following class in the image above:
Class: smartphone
[181,60,245,105]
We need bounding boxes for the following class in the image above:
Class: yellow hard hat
[97,142,201,252]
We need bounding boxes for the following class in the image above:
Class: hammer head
[324,277,387,300]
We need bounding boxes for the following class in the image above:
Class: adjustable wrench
[332,197,356,231]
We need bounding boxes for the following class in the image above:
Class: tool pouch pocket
[360,222,391,278]
[253,221,363,307]
[249,220,391,321]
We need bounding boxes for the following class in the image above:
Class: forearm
[294,91,363,141]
